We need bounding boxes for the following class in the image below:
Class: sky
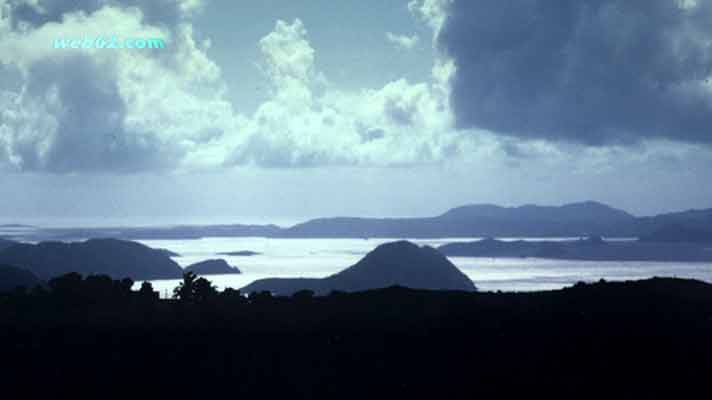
[1,0,712,225]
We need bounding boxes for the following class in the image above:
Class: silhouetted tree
[221,287,241,298]
[193,277,218,303]
[11,286,27,297]
[293,289,315,300]
[49,272,84,302]
[173,271,198,301]
[30,284,48,297]
[172,272,217,303]
[138,281,158,302]
[248,290,273,304]
[139,281,153,294]
[219,287,245,306]
[119,278,134,294]
[85,274,115,301]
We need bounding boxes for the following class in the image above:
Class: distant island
[185,259,241,275]
[0,239,184,281]
[217,250,261,256]
[9,201,712,241]
[438,236,712,262]
[242,241,476,296]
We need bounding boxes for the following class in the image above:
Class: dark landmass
[153,248,181,257]
[0,239,184,281]
[438,236,712,262]
[185,259,241,275]
[639,224,712,244]
[636,208,712,234]
[7,201,712,241]
[0,224,36,230]
[242,241,476,295]
[218,250,261,256]
[2,276,712,398]
[0,265,41,292]
[0,224,35,229]
[279,201,639,238]
[0,238,16,252]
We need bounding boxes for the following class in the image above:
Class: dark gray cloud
[439,0,712,145]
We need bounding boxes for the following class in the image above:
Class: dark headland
[185,259,242,275]
[438,235,712,261]
[217,250,261,256]
[0,238,183,281]
[241,241,476,295]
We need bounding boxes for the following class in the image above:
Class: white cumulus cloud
[386,32,419,50]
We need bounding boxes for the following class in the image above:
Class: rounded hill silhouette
[185,259,241,275]
[242,240,476,295]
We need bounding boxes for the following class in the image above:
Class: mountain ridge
[7,201,712,240]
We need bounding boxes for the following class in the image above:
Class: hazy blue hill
[242,241,476,295]
[637,209,712,235]
[185,259,241,275]
[282,201,640,238]
[9,202,712,241]
[439,201,634,221]
[0,264,41,292]
[0,239,184,280]
[639,225,712,244]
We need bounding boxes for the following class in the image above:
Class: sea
[3,219,711,296]
[133,236,712,297]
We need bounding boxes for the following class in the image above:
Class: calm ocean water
[134,237,712,297]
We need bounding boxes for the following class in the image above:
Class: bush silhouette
[194,277,218,303]
[173,271,217,303]
[173,271,198,301]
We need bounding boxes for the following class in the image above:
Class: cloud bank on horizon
[0,0,711,175]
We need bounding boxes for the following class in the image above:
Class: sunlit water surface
[132,237,712,297]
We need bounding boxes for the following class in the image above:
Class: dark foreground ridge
[241,241,476,295]
[0,265,41,292]
[1,276,712,398]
